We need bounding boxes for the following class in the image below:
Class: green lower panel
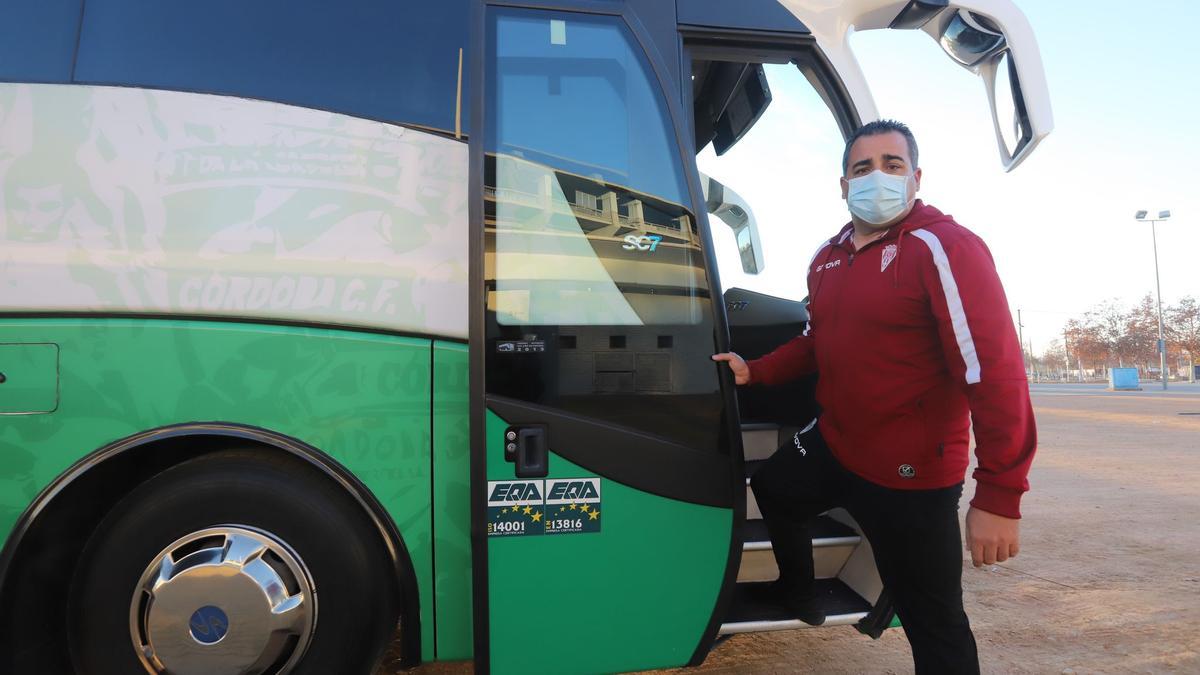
[432,342,473,659]
[486,411,732,675]
[0,318,436,658]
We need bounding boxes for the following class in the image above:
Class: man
[712,119,1035,673]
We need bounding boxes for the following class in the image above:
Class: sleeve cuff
[744,359,760,386]
[970,481,1024,519]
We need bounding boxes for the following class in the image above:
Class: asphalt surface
[1028,381,1200,397]
[393,382,1200,674]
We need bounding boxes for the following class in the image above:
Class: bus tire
[67,449,400,675]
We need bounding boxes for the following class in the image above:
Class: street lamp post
[1135,209,1171,390]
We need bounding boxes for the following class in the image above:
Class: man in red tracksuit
[713,119,1035,673]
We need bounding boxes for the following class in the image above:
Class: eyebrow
[851,158,873,171]
[882,153,908,164]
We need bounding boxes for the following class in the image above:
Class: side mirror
[822,0,1054,171]
[713,64,772,155]
[700,173,764,274]
[693,62,773,156]
[935,8,1006,67]
[920,6,1052,170]
[929,10,1032,165]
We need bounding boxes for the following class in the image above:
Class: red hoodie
[746,200,1036,518]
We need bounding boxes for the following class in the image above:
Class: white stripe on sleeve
[910,229,982,384]
[808,240,832,267]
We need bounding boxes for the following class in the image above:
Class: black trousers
[750,424,980,675]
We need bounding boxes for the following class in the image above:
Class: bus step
[746,486,761,520]
[737,517,861,583]
[741,424,781,462]
[741,423,809,462]
[719,579,871,635]
[745,459,762,518]
[746,460,854,524]
[742,516,860,546]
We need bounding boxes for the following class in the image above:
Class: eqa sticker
[544,478,601,534]
[486,480,544,537]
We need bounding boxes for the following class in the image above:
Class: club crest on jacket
[881,243,898,272]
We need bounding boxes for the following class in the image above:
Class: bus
[0,0,1052,673]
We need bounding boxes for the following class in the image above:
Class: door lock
[504,426,548,478]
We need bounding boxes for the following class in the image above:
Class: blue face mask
[846,170,914,225]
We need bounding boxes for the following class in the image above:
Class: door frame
[672,22,865,655]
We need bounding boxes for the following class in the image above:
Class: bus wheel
[67,450,400,675]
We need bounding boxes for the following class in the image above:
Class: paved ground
[395,382,1200,674]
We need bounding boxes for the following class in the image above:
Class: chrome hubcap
[130,526,316,675]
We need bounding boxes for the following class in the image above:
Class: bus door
[469,3,742,674]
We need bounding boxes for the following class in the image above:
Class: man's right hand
[711,352,750,385]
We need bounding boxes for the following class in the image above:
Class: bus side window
[73,0,469,135]
[0,0,81,83]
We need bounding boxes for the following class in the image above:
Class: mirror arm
[700,173,765,275]
[980,50,1033,171]
[888,0,950,30]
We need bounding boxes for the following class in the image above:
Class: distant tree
[1041,339,1069,373]
[1089,299,1132,367]
[1125,294,1160,374]
[1168,296,1200,380]
[1060,295,1199,379]
[1064,317,1107,374]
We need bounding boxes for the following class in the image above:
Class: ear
[840,176,849,200]
[912,168,922,194]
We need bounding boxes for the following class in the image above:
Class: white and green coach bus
[0,0,1052,672]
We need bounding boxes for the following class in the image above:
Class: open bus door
[469,3,744,674]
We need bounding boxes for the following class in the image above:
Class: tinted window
[488,11,688,202]
[74,0,467,133]
[0,0,82,82]
[487,10,703,327]
[485,9,723,453]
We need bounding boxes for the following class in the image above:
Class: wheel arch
[0,422,422,672]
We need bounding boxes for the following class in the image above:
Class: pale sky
[700,1,1199,357]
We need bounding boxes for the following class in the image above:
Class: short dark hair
[842,119,918,174]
